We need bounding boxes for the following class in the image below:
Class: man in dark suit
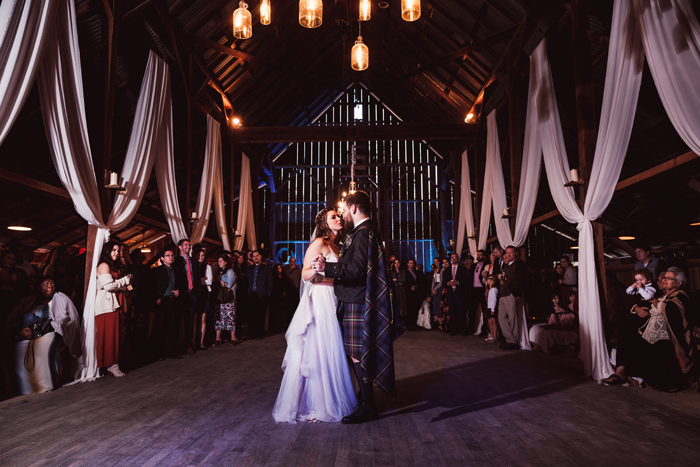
[498,246,527,350]
[468,249,487,335]
[174,239,200,355]
[444,252,469,336]
[404,259,421,330]
[154,248,187,359]
[491,245,505,277]
[247,250,273,339]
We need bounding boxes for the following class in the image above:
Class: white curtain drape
[39,1,173,380]
[455,151,477,259]
[234,152,257,251]
[212,128,232,251]
[534,0,643,380]
[0,0,58,145]
[633,0,700,154]
[189,116,219,244]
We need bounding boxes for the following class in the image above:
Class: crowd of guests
[389,246,535,351]
[2,237,699,398]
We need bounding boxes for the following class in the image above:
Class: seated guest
[602,267,693,391]
[6,276,84,394]
[417,296,433,330]
[547,293,575,326]
[95,242,131,377]
[625,268,656,308]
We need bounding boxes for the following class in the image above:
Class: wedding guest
[196,249,213,349]
[129,248,153,325]
[247,250,273,340]
[283,257,301,325]
[491,246,505,277]
[560,256,578,300]
[469,250,487,336]
[154,248,185,359]
[417,296,433,330]
[551,263,565,298]
[602,267,692,391]
[390,259,407,319]
[270,264,291,332]
[430,257,444,324]
[5,241,35,279]
[626,268,656,308]
[444,253,469,336]
[174,239,200,355]
[215,255,237,346]
[234,252,249,335]
[95,241,131,376]
[547,293,575,325]
[485,275,499,342]
[634,244,661,280]
[497,246,526,350]
[118,243,133,275]
[43,246,72,296]
[404,259,421,330]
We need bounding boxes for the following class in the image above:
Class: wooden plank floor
[2,331,700,467]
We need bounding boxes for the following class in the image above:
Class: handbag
[218,286,234,303]
[24,317,54,372]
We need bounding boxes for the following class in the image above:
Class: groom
[314,190,399,424]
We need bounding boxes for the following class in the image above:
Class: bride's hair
[315,207,340,244]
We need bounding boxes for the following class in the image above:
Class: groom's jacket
[324,222,370,304]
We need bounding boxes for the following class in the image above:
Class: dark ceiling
[0,0,698,260]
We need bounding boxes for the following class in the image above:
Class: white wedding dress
[272,251,358,423]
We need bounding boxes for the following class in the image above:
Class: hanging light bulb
[359,0,371,21]
[351,36,368,71]
[233,1,252,39]
[299,0,322,28]
[351,19,368,71]
[401,0,420,21]
[260,0,271,25]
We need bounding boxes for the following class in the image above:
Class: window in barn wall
[272,87,443,268]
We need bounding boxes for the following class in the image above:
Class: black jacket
[325,222,371,304]
[247,262,273,299]
[174,254,201,295]
[442,263,469,297]
[154,264,187,301]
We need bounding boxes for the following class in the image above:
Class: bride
[272,208,357,423]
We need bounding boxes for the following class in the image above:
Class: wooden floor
[2,330,700,467]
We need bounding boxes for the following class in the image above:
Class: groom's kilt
[341,302,364,360]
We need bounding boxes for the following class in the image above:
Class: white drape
[0,0,58,144]
[212,127,232,251]
[234,153,257,251]
[633,0,700,154]
[535,0,642,380]
[39,1,172,380]
[455,151,477,259]
[189,116,218,244]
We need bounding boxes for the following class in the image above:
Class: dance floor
[2,330,700,466]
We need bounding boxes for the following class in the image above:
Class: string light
[233,1,252,39]
[299,0,322,28]
[401,0,420,21]
[260,0,271,25]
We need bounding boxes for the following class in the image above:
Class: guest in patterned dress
[214,255,237,346]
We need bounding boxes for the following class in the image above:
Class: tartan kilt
[342,301,364,359]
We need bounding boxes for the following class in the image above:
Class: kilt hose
[338,301,364,360]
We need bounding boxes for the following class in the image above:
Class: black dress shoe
[341,403,378,424]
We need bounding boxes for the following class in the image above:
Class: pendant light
[401,0,420,21]
[359,0,371,21]
[260,0,271,25]
[351,20,368,71]
[233,1,252,39]
[299,0,322,28]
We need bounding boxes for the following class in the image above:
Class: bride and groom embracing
[272,190,401,424]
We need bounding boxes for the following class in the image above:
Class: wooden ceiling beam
[229,123,476,143]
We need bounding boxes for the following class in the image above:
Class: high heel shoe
[107,363,126,377]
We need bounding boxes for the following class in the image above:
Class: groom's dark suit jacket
[324,220,371,305]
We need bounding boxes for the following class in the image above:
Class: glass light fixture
[233,1,252,39]
[465,112,474,123]
[401,0,420,21]
[359,0,371,21]
[260,0,271,25]
[299,0,322,28]
[351,36,368,71]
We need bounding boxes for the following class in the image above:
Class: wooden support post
[84,224,99,302]
[572,0,607,312]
